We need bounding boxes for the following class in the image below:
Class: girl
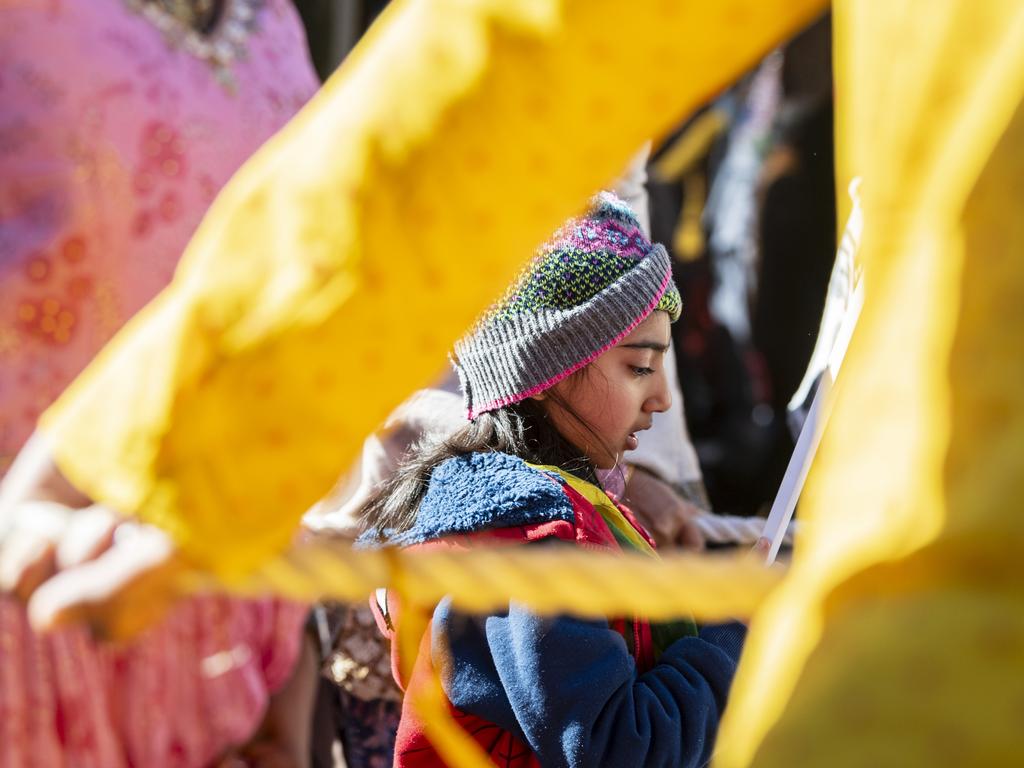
[361,192,744,768]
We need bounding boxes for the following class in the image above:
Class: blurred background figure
[0,2,319,765]
[0,0,317,471]
[648,14,835,518]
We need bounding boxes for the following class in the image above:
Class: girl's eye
[631,366,655,377]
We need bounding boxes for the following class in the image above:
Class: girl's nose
[644,369,672,414]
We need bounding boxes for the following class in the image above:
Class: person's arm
[433,597,744,768]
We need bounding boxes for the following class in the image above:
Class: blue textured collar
[374,452,574,547]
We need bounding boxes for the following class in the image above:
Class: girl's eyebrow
[619,340,670,353]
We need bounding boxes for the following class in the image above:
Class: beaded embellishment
[123,0,265,89]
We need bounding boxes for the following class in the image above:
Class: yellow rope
[200,541,778,766]
[212,542,779,622]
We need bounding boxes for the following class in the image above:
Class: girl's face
[538,311,672,469]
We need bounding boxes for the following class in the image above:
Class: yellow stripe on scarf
[530,464,657,558]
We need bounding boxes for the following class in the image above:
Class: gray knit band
[454,244,675,419]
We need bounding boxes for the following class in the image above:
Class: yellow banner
[717,3,1024,765]
[41,0,826,577]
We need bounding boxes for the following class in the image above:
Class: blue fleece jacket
[407,452,746,767]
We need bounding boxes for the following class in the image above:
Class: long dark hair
[360,370,616,537]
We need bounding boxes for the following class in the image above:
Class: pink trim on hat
[466,267,673,419]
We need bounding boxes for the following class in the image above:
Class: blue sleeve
[431,597,745,768]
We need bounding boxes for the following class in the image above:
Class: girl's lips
[625,432,639,451]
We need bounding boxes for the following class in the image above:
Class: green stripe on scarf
[531,464,698,645]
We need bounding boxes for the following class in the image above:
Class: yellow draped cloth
[39,0,825,576]
[717,2,1024,764]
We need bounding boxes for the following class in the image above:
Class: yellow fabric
[40,0,826,577]
[530,463,657,557]
[650,109,727,260]
[715,3,1024,765]
[650,109,729,181]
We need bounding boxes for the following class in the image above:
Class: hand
[623,466,705,551]
[0,431,184,639]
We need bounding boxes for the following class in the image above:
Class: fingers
[0,530,57,600]
[675,518,706,552]
[28,522,183,641]
[1,447,187,642]
[55,505,120,571]
[1,495,183,641]
[0,500,71,599]
[669,497,705,552]
[0,503,122,602]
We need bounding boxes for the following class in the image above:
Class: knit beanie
[454,191,681,419]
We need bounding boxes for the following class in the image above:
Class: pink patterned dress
[0,1,319,765]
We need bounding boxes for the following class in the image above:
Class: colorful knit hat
[454,191,681,419]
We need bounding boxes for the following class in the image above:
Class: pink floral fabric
[0,2,319,765]
[0,0,318,471]
[0,595,309,768]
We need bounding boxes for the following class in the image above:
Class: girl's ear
[529,392,547,402]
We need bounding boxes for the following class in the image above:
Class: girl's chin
[591,453,623,471]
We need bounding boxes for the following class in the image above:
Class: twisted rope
[695,513,799,547]
[215,541,781,622]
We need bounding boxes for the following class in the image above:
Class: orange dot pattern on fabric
[16,295,77,345]
[11,237,93,348]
